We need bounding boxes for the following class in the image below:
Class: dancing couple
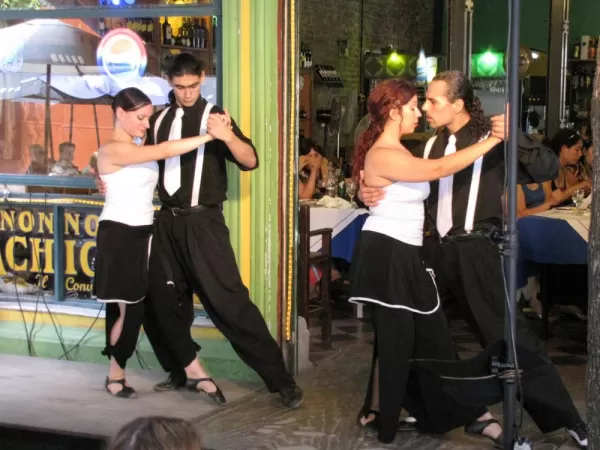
[352,72,587,448]
[94,53,303,410]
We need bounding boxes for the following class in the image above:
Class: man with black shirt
[142,53,302,409]
[359,71,587,447]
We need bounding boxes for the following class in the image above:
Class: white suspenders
[153,102,215,206]
[424,133,488,233]
[190,103,214,207]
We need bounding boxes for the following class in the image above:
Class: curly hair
[352,78,416,179]
[432,71,491,141]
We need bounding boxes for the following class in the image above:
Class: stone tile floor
[0,310,588,450]
[198,313,587,449]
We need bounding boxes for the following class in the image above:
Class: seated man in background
[25,144,48,175]
[49,142,80,176]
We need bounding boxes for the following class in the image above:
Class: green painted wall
[472,0,600,56]
[472,0,551,54]
[221,0,280,331]
[569,1,600,48]
[248,0,280,333]
[0,320,260,382]
[222,0,242,257]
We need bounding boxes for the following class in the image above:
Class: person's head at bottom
[107,416,204,450]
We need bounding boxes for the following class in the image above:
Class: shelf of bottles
[314,65,343,88]
[97,15,217,79]
[300,42,313,68]
[472,77,506,94]
[566,36,598,130]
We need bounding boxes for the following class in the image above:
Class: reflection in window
[0,15,218,179]
[0,0,214,11]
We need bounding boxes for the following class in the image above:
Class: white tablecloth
[309,207,369,251]
[535,209,590,242]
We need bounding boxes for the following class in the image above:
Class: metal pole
[503,0,520,447]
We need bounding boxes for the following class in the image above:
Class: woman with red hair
[350,78,505,444]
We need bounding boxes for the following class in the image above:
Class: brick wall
[300,0,436,153]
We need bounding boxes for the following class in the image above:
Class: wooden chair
[297,204,333,348]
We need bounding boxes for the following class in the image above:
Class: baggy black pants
[143,207,295,392]
[424,235,582,432]
[103,301,145,369]
[362,304,486,444]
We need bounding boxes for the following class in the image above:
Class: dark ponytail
[466,96,491,141]
[112,87,152,113]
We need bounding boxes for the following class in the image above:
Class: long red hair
[352,78,416,179]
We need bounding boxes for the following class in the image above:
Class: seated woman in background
[298,136,327,200]
[517,181,560,218]
[545,129,591,206]
[517,180,558,317]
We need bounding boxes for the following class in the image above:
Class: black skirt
[93,220,153,304]
[349,231,439,314]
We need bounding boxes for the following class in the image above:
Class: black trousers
[143,207,295,392]
[362,304,486,444]
[424,235,582,432]
[103,301,145,369]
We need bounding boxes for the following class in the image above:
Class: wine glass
[572,188,585,214]
[326,173,337,197]
[346,179,357,206]
[317,178,327,197]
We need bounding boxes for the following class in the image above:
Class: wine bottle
[162,17,172,45]
[200,18,208,49]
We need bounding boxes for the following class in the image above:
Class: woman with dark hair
[95,87,216,399]
[298,136,326,200]
[544,129,591,206]
[350,78,504,445]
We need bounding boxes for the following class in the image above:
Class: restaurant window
[0,0,214,11]
[0,2,221,302]
[0,9,219,183]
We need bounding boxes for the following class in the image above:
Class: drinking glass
[326,173,337,197]
[572,188,585,214]
[346,179,357,206]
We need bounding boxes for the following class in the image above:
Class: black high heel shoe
[464,418,503,449]
[105,377,137,399]
[187,377,227,406]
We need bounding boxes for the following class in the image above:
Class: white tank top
[99,161,159,226]
[362,181,430,246]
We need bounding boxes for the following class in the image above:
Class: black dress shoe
[153,373,186,392]
[187,377,227,406]
[567,421,588,448]
[397,417,417,432]
[280,384,304,409]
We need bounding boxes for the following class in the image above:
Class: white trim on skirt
[96,297,145,305]
[348,269,441,315]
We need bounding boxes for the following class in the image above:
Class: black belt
[428,228,502,244]
[161,204,216,217]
